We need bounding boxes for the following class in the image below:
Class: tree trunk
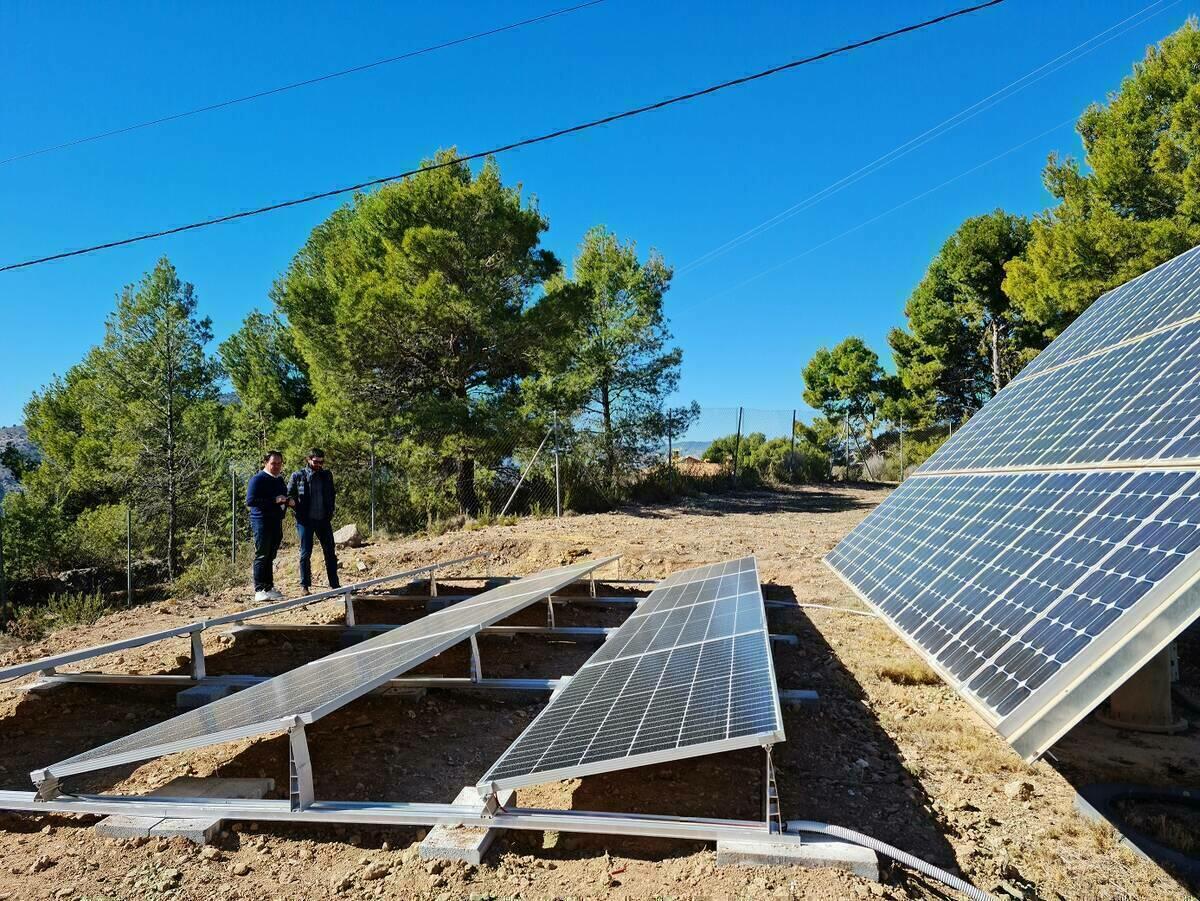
[456,456,478,517]
[990,319,1002,395]
[165,334,178,582]
[601,382,615,482]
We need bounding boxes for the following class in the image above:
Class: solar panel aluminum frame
[32,557,620,785]
[477,557,785,796]
[478,728,784,796]
[826,484,1200,761]
[1002,537,1200,759]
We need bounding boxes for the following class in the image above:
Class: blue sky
[0,0,1191,431]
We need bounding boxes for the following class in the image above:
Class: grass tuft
[876,661,942,686]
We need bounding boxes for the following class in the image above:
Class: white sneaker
[264,588,286,601]
[254,590,271,602]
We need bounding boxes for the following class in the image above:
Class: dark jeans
[297,518,339,589]
[250,517,283,591]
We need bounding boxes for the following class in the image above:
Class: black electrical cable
[0,0,1008,274]
[0,0,608,167]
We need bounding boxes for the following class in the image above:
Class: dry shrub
[876,661,941,686]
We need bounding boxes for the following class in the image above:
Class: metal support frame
[763,745,782,834]
[343,590,356,627]
[24,673,563,693]
[0,555,486,686]
[469,635,483,683]
[546,597,556,628]
[3,789,808,844]
[288,722,314,811]
[189,629,206,681]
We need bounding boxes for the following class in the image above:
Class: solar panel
[35,558,618,783]
[828,243,1200,760]
[478,556,784,793]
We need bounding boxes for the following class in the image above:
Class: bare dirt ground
[0,484,1196,900]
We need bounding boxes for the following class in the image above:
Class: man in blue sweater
[287,448,340,593]
[245,450,292,601]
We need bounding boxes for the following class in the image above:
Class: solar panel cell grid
[479,557,783,791]
[829,469,1200,730]
[1013,244,1200,382]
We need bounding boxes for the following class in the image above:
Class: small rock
[1003,780,1034,801]
[30,856,55,873]
[230,861,251,877]
[361,862,389,882]
[200,847,220,860]
[425,860,445,876]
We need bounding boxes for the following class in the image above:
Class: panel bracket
[763,745,782,834]
[189,628,206,682]
[288,721,315,812]
[343,590,356,627]
[469,635,483,683]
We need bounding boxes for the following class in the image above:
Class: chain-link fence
[0,404,839,624]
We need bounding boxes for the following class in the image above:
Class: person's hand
[274,495,287,504]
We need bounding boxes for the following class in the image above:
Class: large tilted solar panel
[478,556,784,792]
[828,244,1200,761]
[36,558,617,782]
[1012,243,1200,385]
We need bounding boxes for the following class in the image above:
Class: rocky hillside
[0,425,36,494]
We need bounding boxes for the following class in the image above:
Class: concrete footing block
[175,676,258,709]
[716,836,879,880]
[419,788,515,865]
[95,776,275,845]
[779,689,820,707]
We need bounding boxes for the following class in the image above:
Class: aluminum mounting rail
[0,790,777,842]
[0,554,486,684]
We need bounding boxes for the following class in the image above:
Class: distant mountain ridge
[0,425,36,494]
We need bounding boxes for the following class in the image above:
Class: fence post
[126,505,133,609]
[790,409,797,480]
[552,412,562,518]
[0,494,8,623]
[369,440,377,534]
[899,419,905,483]
[732,407,743,480]
[229,465,237,565]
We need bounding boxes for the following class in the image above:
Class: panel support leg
[343,591,356,627]
[546,597,556,628]
[763,746,782,834]
[189,629,206,681]
[288,722,315,812]
[469,635,483,683]
[589,573,597,598]
[430,573,439,598]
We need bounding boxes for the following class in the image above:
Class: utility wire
[699,114,1079,303]
[0,0,1008,274]
[0,0,608,167]
[678,0,1177,275]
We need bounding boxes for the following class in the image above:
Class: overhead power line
[677,0,1178,276]
[0,0,608,167]
[0,0,1008,274]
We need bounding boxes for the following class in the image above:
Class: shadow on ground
[0,572,963,895]
[619,482,888,520]
[1041,619,1200,895]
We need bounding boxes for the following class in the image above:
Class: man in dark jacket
[245,450,292,601]
[288,448,340,594]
